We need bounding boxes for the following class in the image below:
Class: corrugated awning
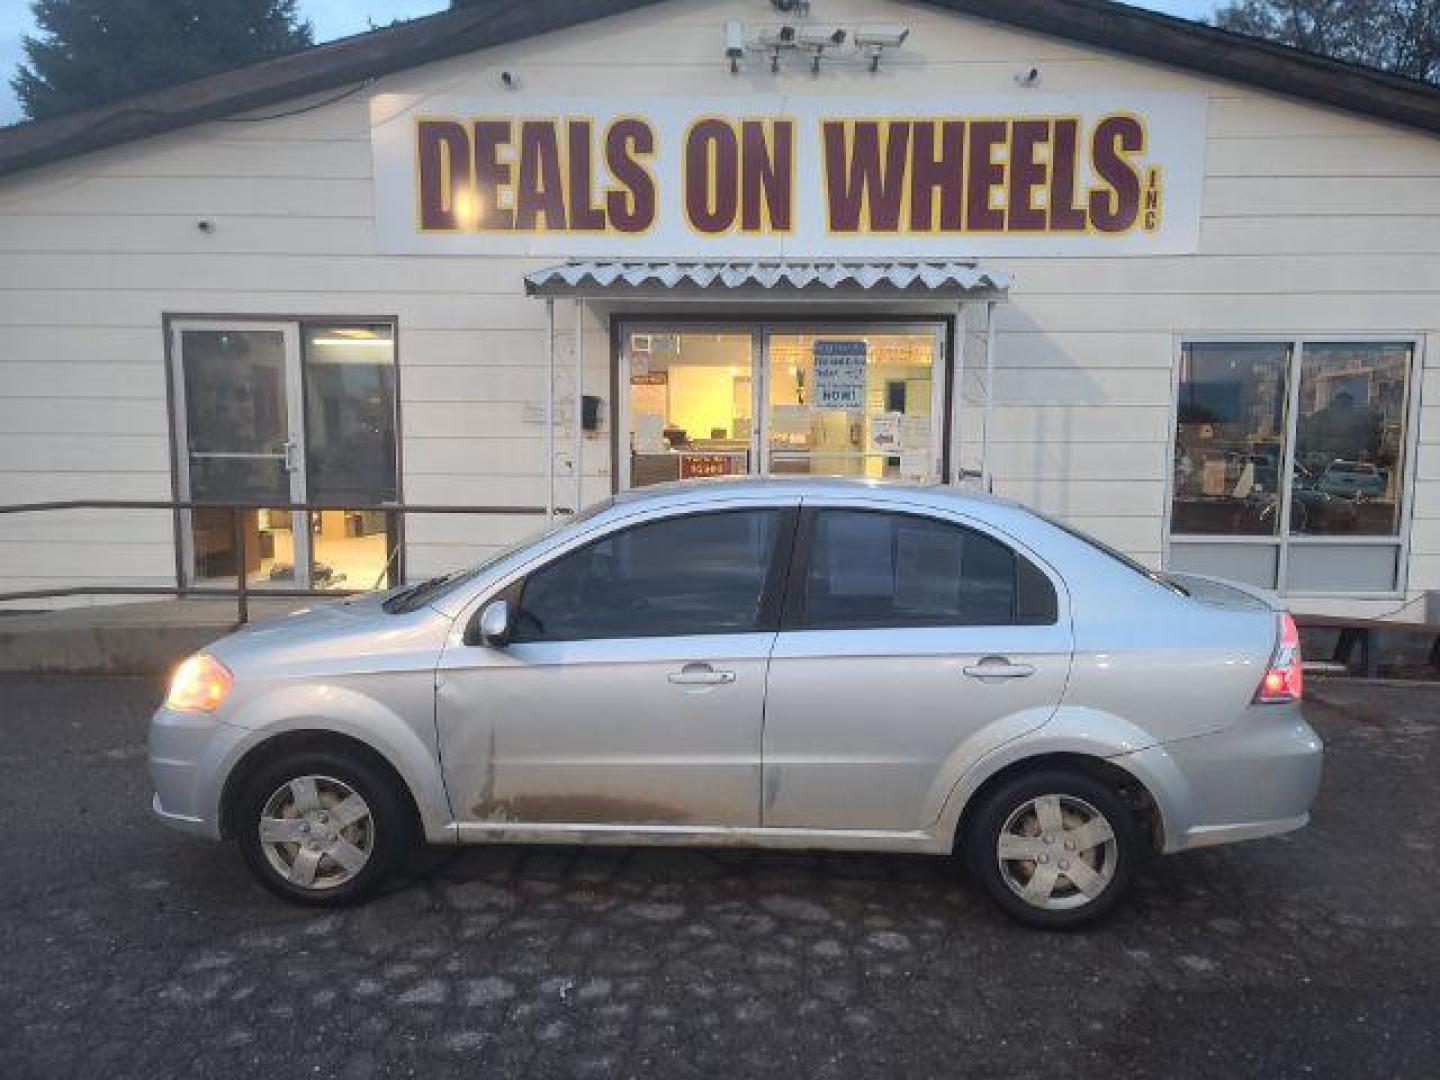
[524,260,1011,299]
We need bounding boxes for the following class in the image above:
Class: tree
[1214,0,1440,83]
[13,0,315,121]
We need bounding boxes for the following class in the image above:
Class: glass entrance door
[172,322,310,589]
[172,320,401,592]
[620,322,945,490]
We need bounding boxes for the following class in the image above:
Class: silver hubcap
[997,794,1118,911]
[259,775,374,890]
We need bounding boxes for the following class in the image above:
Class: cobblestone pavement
[1,676,1437,1079]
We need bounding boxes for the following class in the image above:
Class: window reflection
[1171,342,1290,536]
[1293,343,1411,536]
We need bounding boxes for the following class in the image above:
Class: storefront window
[625,330,754,488]
[768,331,938,482]
[1293,343,1411,536]
[1170,342,1290,536]
[622,323,943,489]
[1168,338,1415,595]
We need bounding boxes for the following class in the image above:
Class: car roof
[608,476,1017,514]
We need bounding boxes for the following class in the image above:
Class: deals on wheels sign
[370,94,1206,257]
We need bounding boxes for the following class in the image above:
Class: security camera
[1015,65,1041,87]
[753,24,798,73]
[797,25,846,47]
[798,25,846,73]
[853,25,910,72]
[725,20,745,72]
[852,25,910,49]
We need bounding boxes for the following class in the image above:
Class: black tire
[235,747,415,906]
[965,769,1141,930]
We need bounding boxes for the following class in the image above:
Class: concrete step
[0,598,310,675]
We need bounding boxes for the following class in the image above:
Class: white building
[1,0,1438,622]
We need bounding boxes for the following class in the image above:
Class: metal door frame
[169,319,311,589]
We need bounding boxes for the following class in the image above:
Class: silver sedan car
[150,479,1321,928]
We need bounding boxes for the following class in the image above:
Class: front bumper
[1118,704,1323,854]
[148,706,249,840]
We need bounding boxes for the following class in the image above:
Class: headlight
[165,654,234,713]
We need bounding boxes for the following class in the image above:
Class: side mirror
[477,599,513,648]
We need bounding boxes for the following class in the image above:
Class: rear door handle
[668,662,736,686]
[963,657,1037,680]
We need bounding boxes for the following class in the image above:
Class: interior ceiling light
[311,337,392,348]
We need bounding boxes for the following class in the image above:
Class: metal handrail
[0,498,563,625]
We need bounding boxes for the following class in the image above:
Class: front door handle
[963,656,1037,680]
[668,662,736,686]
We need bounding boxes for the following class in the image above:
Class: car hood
[204,590,452,677]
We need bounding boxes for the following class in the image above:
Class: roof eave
[924,0,1440,135]
[0,0,661,179]
[1,0,1439,181]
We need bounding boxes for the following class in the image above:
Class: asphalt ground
[0,675,1436,1079]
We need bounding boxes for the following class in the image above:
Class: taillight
[1255,612,1303,704]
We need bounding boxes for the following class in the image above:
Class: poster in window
[870,412,902,452]
[813,340,867,410]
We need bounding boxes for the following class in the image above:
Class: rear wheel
[966,770,1140,929]
[235,748,413,906]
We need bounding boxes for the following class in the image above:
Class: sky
[0,0,1219,126]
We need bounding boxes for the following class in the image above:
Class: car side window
[511,509,788,642]
[793,509,1057,629]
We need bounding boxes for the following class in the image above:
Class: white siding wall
[0,0,1437,616]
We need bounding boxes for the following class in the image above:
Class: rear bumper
[1117,704,1323,854]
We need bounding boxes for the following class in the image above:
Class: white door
[170,321,310,589]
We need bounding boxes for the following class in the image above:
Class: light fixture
[798,26,846,73]
[311,337,393,348]
[853,25,910,72]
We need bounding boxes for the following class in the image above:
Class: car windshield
[1035,510,1188,597]
[382,498,616,613]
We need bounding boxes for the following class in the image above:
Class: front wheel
[966,770,1141,929]
[235,748,414,906]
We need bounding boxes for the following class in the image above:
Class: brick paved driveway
[1,676,1436,1078]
